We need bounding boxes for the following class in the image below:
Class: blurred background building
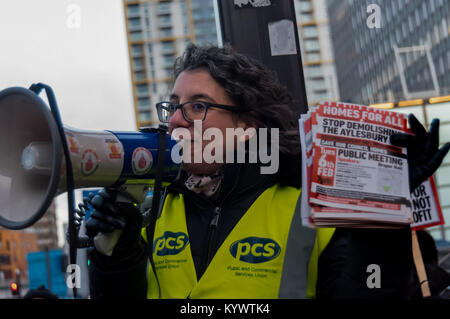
[124,0,218,129]
[24,202,59,251]
[0,230,38,281]
[326,0,450,240]
[0,201,57,297]
[327,0,449,105]
[293,0,340,107]
[124,0,341,128]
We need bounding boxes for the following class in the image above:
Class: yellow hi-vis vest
[142,184,335,299]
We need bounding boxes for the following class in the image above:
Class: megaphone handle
[93,230,123,257]
[90,191,139,256]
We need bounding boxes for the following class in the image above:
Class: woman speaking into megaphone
[85,44,450,299]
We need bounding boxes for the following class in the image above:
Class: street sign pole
[215,0,308,117]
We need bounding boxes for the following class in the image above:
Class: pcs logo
[153,231,189,256]
[229,237,281,263]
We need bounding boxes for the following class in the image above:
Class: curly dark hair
[173,44,302,187]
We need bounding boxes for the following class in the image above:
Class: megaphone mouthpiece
[21,142,53,174]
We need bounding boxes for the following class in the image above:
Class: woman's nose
[168,108,190,132]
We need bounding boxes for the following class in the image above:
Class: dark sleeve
[88,239,148,299]
[316,227,416,299]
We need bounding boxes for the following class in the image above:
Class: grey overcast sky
[0,0,136,245]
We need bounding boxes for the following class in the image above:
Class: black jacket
[89,162,416,299]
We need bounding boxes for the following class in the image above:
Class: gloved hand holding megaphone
[83,188,145,259]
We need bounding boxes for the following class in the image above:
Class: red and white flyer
[299,101,414,228]
[309,102,411,214]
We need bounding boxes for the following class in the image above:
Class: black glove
[390,114,450,192]
[85,188,144,259]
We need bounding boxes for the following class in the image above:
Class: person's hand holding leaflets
[390,114,450,192]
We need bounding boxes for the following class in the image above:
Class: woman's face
[168,69,249,175]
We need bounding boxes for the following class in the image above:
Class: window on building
[439,56,445,75]
[138,97,150,109]
[392,1,397,15]
[384,40,390,55]
[382,70,388,86]
[161,41,174,53]
[132,44,142,57]
[157,2,171,14]
[447,51,450,69]
[394,105,425,124]
[426,102,450,126]
[436,166,450,187]
[305,39,320,51]
[305,65,323,78]
[310,78,326,91]
[408,15,414,33]
[376,75,382,91]
[137,84,149,96]
[127,5,139,17]
[396,28,401,43]
[404,52,410,67]
[130,31,143,42]
[303,25,318,38]
[422,2,428,20]
[424,68,430,81]
[300,13,313,23]
[441,18,448,40]
[134,71,145,81]
[313,91,329,102]
[165,68,173,77]
[128,18,141,30]
[298,1,312,12]
[386,6,391,22]
[306,52,321,63]
[358,64,364,78]
[160,28,173,38]
[351,16,357,30]
[163,55,174,65]
[139,111,152,122]
[133,58,144,70]
[402,22,408,39]
[159,15,171,25]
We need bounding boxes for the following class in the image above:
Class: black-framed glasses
[156,100,244,123]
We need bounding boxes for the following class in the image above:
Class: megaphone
[0,85,181,230]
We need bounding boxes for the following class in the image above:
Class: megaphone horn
[0,85,181,230]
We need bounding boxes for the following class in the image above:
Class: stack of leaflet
[299,101,413,228]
